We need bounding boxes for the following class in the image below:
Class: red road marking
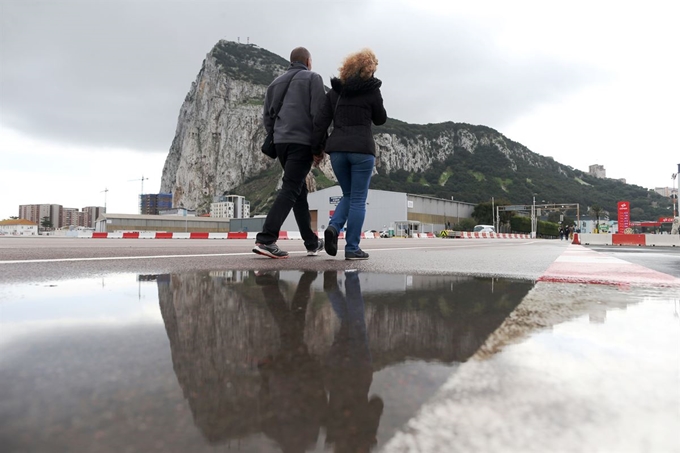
[538,244,680,287]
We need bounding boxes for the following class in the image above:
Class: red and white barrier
[458,232,530,239]
[577,233,679,247]
[77,230,530,240]
[80,231,279,239]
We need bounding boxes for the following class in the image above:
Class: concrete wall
[229,217,266,233]
[96,215,231,233]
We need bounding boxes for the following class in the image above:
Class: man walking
[253,47,326,259]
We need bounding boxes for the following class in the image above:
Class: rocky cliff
[159,41,290,211]
[159,40,546,212]
[160,41,671,218]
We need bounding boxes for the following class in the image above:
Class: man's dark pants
[256,143,319,250]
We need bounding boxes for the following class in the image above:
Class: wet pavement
[2,262,679,453]
[2,239,680,452]
[384,282,680,452]
[1,270,533,453]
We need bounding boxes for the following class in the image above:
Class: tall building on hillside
[211,200,234,218]
[140,193,173,215]
[588,164,606,179]
[654,187,675,197]
[211,195,250,219]
[19,204,62,228]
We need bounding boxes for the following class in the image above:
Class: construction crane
[128,176,149,196]
[100,187,109,210]
[129,176,149,214]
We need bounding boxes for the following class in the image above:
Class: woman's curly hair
[338,48,378,83]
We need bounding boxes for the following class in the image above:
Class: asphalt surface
[1,237,678,453]
[0,237,569,283]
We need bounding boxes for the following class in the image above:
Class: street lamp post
[676,164,680,219]
[672,172,678,218]
[531,195,536,238]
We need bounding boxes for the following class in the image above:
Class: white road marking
[0,240,541,264]
[0,253,253,264]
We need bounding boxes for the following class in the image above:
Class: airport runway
[0,237,569,283]
[1,237,678,452]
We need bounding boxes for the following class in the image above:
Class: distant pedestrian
[312,48,387,260]
[253,47,326,259]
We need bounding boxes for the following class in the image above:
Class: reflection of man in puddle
[256,271,326,452]
[323,270,383,453]
[257,270,383,452]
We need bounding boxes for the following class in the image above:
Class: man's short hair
[290,47,311,64]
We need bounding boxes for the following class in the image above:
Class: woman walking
[312,48,387,260]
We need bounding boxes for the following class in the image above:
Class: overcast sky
[1,0,678,219]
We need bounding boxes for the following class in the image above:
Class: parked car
[379,229,390,238]
[473,225,495,233]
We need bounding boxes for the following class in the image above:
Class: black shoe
[253,243,289,259]
[324,226,338,256]
[307,239,325,256]
[345,249,369,260]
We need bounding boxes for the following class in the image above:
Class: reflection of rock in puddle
[477,282,678,359]
[157,270,532,449]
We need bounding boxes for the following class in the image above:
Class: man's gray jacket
[263,62,326,146]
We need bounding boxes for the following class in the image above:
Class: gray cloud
[0,0,603,152]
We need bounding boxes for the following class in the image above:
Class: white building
[0,218,38,235]
[211,201,235,219]
[281,187,475,236]
[211,195,250,219]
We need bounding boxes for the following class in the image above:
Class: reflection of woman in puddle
[256,271,327,453]
[323,270,384,452]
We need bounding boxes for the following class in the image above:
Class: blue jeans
[329,152,375,253]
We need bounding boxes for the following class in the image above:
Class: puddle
[0,271,531,452]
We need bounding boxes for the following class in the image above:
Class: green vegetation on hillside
[211,43,672,221]
[232,163,283,214]
[369,136,671,220]
[211,41,288,86]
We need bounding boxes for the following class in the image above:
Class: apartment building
[62,208,83,228]
[19,204,62,228]
[82,206,105,228]
[211,195,250,219]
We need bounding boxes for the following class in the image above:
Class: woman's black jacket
[311,76,387,156]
